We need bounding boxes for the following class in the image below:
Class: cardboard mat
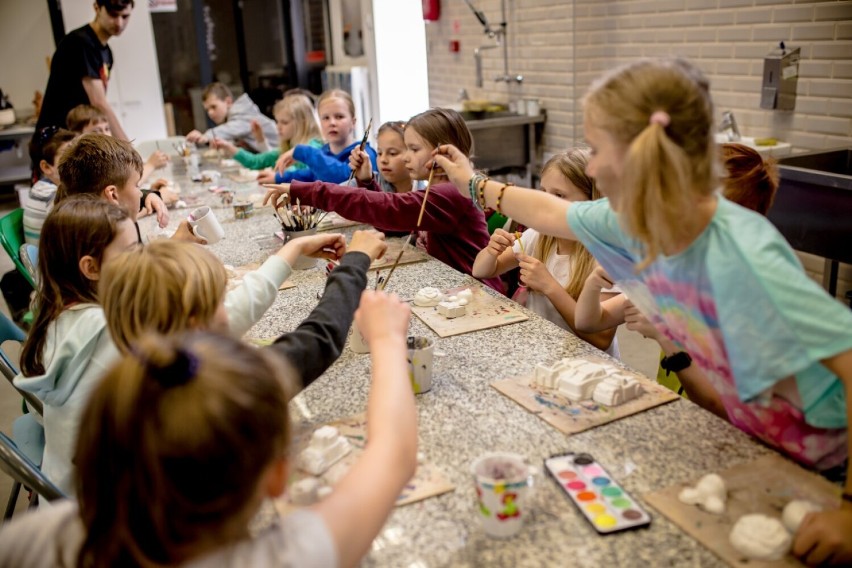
[643,454,842,567]
[411,285,528,338]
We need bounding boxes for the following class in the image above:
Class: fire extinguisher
[423,0,440,21]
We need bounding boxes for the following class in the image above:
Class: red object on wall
[423,0,440,21]
[449,40,460,53]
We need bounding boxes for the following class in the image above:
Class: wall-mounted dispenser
[760,41,800,110]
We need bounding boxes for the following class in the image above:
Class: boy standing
[36,0,134,140]
[186,83,279,152]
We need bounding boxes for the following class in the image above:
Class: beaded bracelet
[495,182,514,215]
[476,176,490,209]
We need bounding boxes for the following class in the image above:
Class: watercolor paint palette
[545,452,651,534]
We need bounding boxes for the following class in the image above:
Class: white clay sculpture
[298,426,352,476]
[677,473,727,515]
[781,500,822,533]
[592,374,644,407]
[457,288,473,301]
[290,477,322,506]
[414,287,444,307]
[729,514,791,560]
[437,301,467,319]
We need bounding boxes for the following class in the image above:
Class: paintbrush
[515,230,525,255]
[211,131,223,162]
[379,162,438,291]
[345,118,374,184]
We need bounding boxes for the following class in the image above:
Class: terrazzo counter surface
[140,167,776,567]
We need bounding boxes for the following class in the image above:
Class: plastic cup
[471,452,535,538]
[407,336,435,394]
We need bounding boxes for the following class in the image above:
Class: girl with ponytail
[434,58,852,564]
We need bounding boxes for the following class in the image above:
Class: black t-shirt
[36,24,113,132]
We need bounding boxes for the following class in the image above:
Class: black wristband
[660,351,692,376]
[843,491,852,504]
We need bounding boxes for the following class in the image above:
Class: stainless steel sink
[461,112,546,178]
[459,110,518,121]
[769,147,852,292]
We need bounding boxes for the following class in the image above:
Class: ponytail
[75,332,293,568]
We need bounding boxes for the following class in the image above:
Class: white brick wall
[425,0,852,300]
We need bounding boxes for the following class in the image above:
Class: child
[99,231,387,387]
[24,126,77,245]
[472,150,620,355]
[575,142,781,403]
[0,291,416,566]
[66,104,169,187]
[264,108,504,292]
[269,89,377,184]
[349,120,421,193]
[435,58,852,563]
[14,194,373,495]
[214,94,322,177]
[186,82,279,152]
[56,133,191,241]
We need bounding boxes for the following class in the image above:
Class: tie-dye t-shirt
[567,197,851,470]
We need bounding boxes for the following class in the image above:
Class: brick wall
[425,0,852,300]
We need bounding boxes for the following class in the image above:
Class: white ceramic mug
[349,321,370,354]
[525,99,540,117]
[471,452,536,538]
[187,206,224,244]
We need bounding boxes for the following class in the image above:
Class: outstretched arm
[433,144,577,240]
[82,77,128,141]
[313,291,417,568]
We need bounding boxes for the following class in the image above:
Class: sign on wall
[149,0,177,13]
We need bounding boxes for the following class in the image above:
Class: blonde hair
[202,82,232,102]
[316,89,355,118]
[66,104,107,132]
[74,331,293,567]
[583,58,717,270]
[99,240,227,354]
[273,94,321,152]
[406,108,473,157]
[534,149,600,299]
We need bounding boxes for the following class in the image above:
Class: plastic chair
[19,244,39,288]
[1,432,64,520]
[0,209,36,289]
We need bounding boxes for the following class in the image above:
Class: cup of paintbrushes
[281,227,319,270]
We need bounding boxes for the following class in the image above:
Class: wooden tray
[369,239,429,273]
[491,356,680,435]
[643,454,842,567]
[411,285,528,338]
[226,262,296,291]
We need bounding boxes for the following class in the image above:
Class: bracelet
[843,491,852,503]
[476,176,490,209]
[468,173,485,204]
[495,182,514,215]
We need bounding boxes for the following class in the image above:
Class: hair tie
[133,346,199,387]
[649,111,671,127]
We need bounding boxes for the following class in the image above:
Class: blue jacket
[276,141,378,184]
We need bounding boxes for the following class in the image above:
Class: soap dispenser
[760,41,800,110]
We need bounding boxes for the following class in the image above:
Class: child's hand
[211,137,238,157]
[145,150,170,169]
[793,508,852,566]
[585,265,615,292]
[144,193,170,228]
[623,300,659,340]
[185,130,208,145]
[250,119,266,146]
[432,144,474,197]
[171,220,207,244]
[275,148,296,173]
[517,253,559,295]
[348,229,387,261]
[262,184,290,210]
[355,290,411,346]
[348,148,373,182]
[256,169,275,184]
[485,228,515,257]
[282,232,346,261]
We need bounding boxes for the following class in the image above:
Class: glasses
[36,125,59,144]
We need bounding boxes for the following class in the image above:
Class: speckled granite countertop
[139,160,774,567]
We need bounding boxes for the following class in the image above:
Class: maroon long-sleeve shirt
[289,180,505,293]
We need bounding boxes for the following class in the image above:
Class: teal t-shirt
[567,196,851,468]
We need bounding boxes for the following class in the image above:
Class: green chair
[0,209,36,290]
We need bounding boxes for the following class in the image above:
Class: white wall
[0,1,55,118]
[61,0,167,141]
